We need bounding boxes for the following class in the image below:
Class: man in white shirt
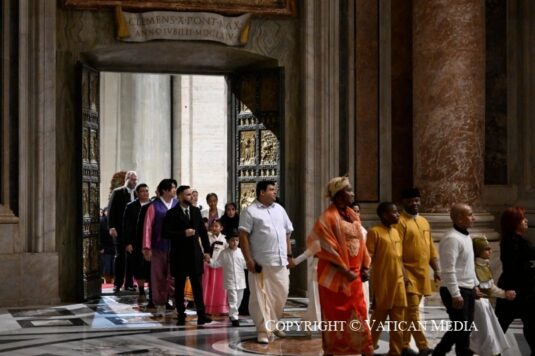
[239,181,294,344]
[434,203,479,356]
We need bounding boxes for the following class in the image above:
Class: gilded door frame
[228,68,285,211]
[79,64,102,300]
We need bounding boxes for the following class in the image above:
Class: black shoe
[431,348,445,356]
[402,348,419,356]
[418,348,433,356]
[177,314,187,325]
[186,301,195,309]
[197,316,212,325]
[113,286,121,294]
[146,301,156,309]
[125,286,137,292]
[165,302,174,310]
[231,319,240,327]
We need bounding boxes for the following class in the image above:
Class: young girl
[210,229,246,326]
[202,219,229,315]
[470,236,516,356]
[221,202,240,238]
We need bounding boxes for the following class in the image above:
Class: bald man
[433,204,479,356]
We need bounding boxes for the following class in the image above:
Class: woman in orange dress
[307,176,373,356]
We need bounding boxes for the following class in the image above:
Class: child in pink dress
[202,219,229,315]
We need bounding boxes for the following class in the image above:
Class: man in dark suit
[108,170,138,293]
[123,183,151,296]
[162,185,212,325]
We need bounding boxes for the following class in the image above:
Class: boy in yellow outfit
[367,202,407,356]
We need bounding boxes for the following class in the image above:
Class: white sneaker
[257,332,269,344]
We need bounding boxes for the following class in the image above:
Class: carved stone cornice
[62,0,297,17]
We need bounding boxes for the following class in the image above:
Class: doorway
[78,43,284,300]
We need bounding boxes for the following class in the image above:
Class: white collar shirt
[210,247,247,290]
[160,197,174,210]
[182,206,189,215]
[126,186,135,202]
[238,199,294,266]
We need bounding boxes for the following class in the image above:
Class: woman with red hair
[495,206,535,354]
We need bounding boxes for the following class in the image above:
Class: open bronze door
[79,65,102,300]
[229,68,284,211]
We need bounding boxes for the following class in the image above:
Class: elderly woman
[307,176,373,356]
[495,206,535,354]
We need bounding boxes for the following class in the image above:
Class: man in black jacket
[162,185,212,325]
[108,170,138,293]
[123,183,151,296]
[137,195,155,307]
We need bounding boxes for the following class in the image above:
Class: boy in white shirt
[210,229,247,326]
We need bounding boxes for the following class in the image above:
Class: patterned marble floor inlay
[0,292,529,355]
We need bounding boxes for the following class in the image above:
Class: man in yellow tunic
[367,202,407,356]
[395,188,440,356]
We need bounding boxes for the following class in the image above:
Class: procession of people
[104,171,534,355]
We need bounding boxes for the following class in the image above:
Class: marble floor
[0,288,530,355]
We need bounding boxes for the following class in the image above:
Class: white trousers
[248,265,289,333]
[227,288,244,320]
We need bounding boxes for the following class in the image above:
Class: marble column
[413,0,485,212]
[412,0,499,241]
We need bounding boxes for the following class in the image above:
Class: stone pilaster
[303,0,340,225]
[0,0,59,306]
[301,0,345,295]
